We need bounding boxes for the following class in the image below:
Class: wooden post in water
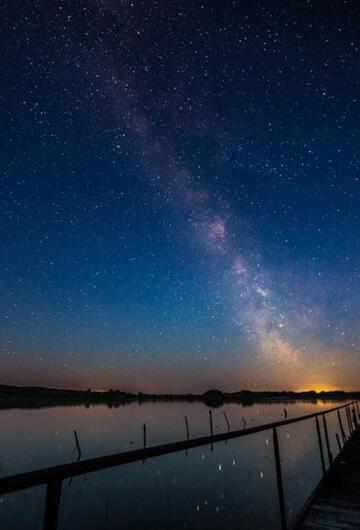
[184,416,190,458]
[209,410,214,451]
[322,414,333,466]
[143,423,147,449]
[142,423,147,464]
[273,427,287,530]
[185,416,190,440]
[315,416,326,475]
[223,411,230,432]
[337,410,347,445]
[73,430,82,461]
[43,480,62,530]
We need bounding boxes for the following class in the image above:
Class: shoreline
[0,384,358,409]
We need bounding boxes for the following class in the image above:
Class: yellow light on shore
[298,384,340,393]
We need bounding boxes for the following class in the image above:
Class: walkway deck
[296,429,360,529]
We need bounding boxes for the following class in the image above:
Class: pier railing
[0,400,358,530]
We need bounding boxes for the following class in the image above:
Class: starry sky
[1,0,360,392]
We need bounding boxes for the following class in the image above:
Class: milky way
[1,0,360,391]
[105,64,301,366]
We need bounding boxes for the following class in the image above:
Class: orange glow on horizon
[297,384,342,393]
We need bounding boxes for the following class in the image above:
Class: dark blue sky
[1,0,360,391]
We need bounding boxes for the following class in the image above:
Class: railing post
[43,480,62,530]
[315,416,326,474]
[352,405,358,430]
[350,405,354,432]
[345,407,349,433]
[356,402,360,421]
[348,406,354,433]
[273,427,287,530]
[337,410,347,445]
[346,406,353,435]
[336,433,342,452]
[322,414,333,466]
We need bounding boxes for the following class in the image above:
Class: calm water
[0,400,351,529]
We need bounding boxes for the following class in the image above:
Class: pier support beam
[43,480,62,530]
[273,426,287,530]
[315,416,326,474]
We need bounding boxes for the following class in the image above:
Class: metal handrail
[0,400,358,530]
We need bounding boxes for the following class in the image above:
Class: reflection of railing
[0,401,358,530]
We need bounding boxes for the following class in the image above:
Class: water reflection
[0,400,350,529]
[58,434,279,530]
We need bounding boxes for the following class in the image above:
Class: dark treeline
[0,384,358,409]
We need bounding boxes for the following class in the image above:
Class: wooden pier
[295,428,360,529]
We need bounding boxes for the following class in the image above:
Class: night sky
[1,0,360,392]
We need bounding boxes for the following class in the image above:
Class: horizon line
[1,383,360,396]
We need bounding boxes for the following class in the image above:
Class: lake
[0,399,351,529]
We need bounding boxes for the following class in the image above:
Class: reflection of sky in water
[0,400,351,529]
